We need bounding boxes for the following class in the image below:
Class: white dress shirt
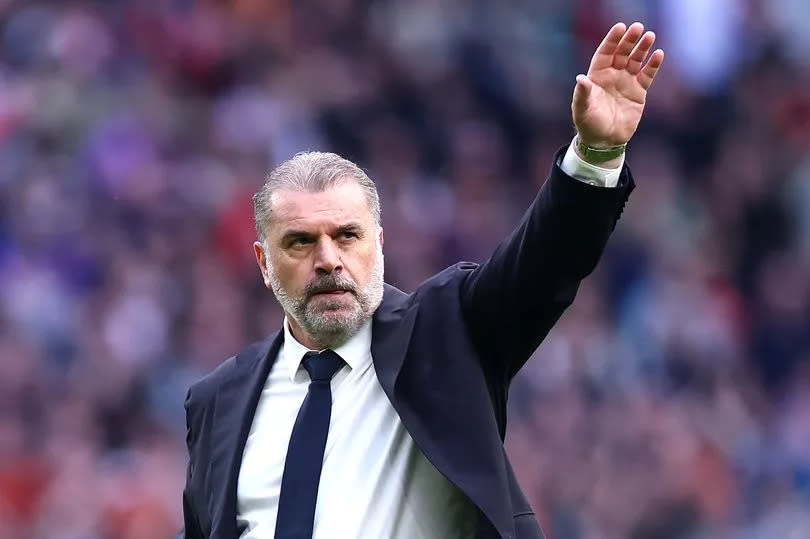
[237,318,478,538]
[236,142,621,538]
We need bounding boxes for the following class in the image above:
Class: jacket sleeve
[178,388,205,539]
[459,145,634,383]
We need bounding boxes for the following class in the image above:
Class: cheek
[344,246,378,284]
[271,257,310,291]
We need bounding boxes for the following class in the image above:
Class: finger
[637,49,665,90]
[612,22,645,70]
[572,74,593,117]
[590,22,628,71]
[626,31,656,75]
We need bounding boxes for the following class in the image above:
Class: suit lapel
[208,331,283,539]
[372,284,513,539]
[371,284,419,392]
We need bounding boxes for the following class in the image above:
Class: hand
[572,22,665,149]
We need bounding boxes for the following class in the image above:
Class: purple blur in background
[1,1,809,538]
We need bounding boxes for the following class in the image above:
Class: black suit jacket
[180,148,635,539]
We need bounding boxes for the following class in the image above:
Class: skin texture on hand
[572,22,665,163]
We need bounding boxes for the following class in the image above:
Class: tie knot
[302,350,345,383]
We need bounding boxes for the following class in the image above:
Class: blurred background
[0,0,809,538]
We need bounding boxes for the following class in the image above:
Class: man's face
[254,180,384,348]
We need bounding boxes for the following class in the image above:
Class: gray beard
[267,246,384,349]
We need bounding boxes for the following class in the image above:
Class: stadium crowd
[1,0,809,537]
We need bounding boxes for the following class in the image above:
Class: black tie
[274,349,345,539]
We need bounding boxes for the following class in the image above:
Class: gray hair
[253,151,381,243]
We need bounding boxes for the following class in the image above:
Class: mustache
[304,274,358,298]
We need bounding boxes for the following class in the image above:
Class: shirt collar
[281,317,373,382]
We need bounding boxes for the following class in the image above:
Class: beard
[267,245,384,349]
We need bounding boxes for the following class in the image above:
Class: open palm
[573,22,665,148]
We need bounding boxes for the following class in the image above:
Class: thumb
[572,74,593,116]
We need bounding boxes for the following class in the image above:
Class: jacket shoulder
[184,355,237,410]
[184,333,277,410]
[406,261,480,311]
[412,261,478,297]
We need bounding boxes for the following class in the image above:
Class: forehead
[270,181,373,230]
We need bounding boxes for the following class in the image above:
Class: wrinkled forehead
[269,180,375,230]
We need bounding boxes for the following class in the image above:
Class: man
[180,22,664,539]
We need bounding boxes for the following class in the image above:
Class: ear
[253,241,272,289]
[378,227,384,249]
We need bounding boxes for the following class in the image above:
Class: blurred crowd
[1,0,809,538]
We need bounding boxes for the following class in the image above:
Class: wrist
[574,135,626,168]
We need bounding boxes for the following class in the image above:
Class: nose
[313,236,343,275]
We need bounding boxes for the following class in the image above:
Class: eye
[290,237,314,247]
[340,231,359,239]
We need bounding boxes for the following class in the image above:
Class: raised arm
[460,23,664,382]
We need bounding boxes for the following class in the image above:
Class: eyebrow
[279,223,365,244]
[336,223,364,235]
